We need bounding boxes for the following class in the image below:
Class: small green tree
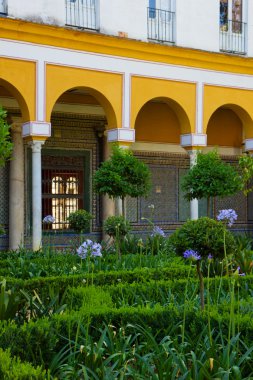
[182,150,242,216]
[94,145,151,217]
[0,107,13,168]
[238,153,253,195]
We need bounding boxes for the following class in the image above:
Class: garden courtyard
[1,111,253,378]
[0,212,253,379]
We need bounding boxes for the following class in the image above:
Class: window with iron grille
[41,152,90,230]
[220,0,246,54]
[65,0,98,30]
[0,0,7,15]
[147,0,175,43]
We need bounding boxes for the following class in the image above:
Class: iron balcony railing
[220,20,247,55]
[147,7,175,44]
[0,0,7,15]
[66,0,98,30]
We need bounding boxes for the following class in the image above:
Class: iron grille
[65,0,98,30]
[147,7,175,43]
[0,0,7,15]
[42,156,84,230]
[220,20,247,55]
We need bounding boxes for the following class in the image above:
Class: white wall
[7,0,65,26]
[176,0,220,52]
[99,0,148,41]
[247,0,253,56]
[4,0,253,58]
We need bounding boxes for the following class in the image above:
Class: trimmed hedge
[0,263,192,295]
[69,275,253,308]
[0,348,46,379]
[1,301,253,367]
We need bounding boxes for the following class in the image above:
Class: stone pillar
[180,134,207,221]
[188,150,199,220]
[9,124,24,250]
[22,121,51,250]
[29,140,45,251]
[101,135,115,240]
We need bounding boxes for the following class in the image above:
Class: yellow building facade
[1,18,253,250]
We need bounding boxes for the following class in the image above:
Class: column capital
[28,140,45,153]
[107,128,135,144]
[22,121,51,141]
[244,138,253,153]
[180,133,207,150]
[10,122,23,134]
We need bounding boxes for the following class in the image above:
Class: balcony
[0,0,7,16]
[220,20,247,55]
[65,0,98,30]
[147,7,175,44]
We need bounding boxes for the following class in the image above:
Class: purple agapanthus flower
[77,239,102,259]
[236,266,245,276]
[151,226,165,237]
[43,215,55,224]
[208,254,213,260]
[183,249,201,261]
[217,209,237,227]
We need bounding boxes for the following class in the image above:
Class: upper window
[66,0,97,30]
[220,0,243,32]
[0,0,7,15]
[219,0,246,54]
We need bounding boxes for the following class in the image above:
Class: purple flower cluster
[43,215,55,224]
[217,209,237,227]
[77,239,102,259]
[183,249,201,261]
[151,226,165,237]
[236,266,245,276]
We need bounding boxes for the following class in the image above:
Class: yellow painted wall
[204,85,253,139]
[207,108,242,147]
[131,76,195,134]
[135,101,180,143]
[0,58,36,121]
[2,18,253,76]
[46,65,122,128]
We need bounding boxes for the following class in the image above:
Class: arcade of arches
[1,64,253,251]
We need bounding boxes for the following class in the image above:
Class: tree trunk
[197,261,205,310]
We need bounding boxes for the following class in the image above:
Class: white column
[29,140,44,251]
[188,150,199,220]
[9,124,24,250]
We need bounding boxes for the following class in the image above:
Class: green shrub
[67,286,113,310]
[0,348,46,379]
[103,215,131,238]
[170,217,236,259]
[0,348,46,380]
[67,209,93,233]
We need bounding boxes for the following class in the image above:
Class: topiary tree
[67,209,93,234]
[103,215,131,239]
[93,145,151,217]
[181,150,242,216]
[170,217,236,310]
[238,153,253,195]
[0,106,13,168]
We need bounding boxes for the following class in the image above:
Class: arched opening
[41,87,109,239]
[127,97,191,228]
[206,106,243,152]
[205,104,251,225]
[0,81,30,250]
[135,99,181,144]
